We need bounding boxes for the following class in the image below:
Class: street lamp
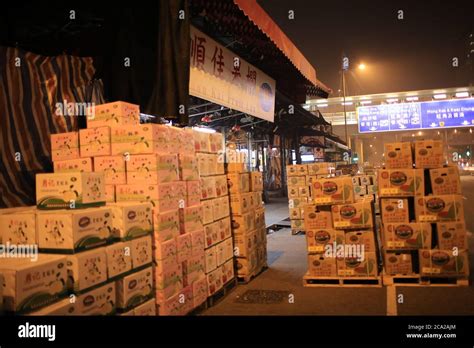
[341,57,367,150]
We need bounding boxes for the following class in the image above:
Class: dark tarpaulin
[96,0,190,125]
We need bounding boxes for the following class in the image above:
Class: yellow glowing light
[358,63,366,70]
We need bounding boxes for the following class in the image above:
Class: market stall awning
[190,0,332,103]
[233,0,330,95]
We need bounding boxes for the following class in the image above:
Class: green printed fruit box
[384,223,432,250]
[336,252,378,277]
[116,266,154,311]
[311,177,354,204]
[0,255,68,313]
[419,249,469,276]
[331,201,373,229]
[36,172,106,209]
[415,195,464,223]
[377,169,424,197]
[76,282,116,315]
[36,207,112,252]
[108,202,153,240]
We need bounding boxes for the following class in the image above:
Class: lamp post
[341,56,349,147]
[341,57,367,159]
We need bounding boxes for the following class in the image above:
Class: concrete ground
[201,177,474,316]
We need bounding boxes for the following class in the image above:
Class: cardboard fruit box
[306,229,343,254]
[110,124,169,155]
[384,142,413,169]
[36,172,106,209]
[430,166,462,195]
[0,208,36,245]
[304,205,333,229]
[94,156,126,185]
[287,175,306,186]
[231,213,255,235]
[419,249,469,277]
[414,140,445,169]
[307,254,337,277]
[436,221,468,250]
[79,126,111,157]
[87,101,140,128]
[384,251,414,275]
[227,173,250,193]
[377,169,424,197]
[287,185,300,199]
[126,154,179,184]
[307,162,331,175]
[383,223,432,249]
[131,235,153,269]
[105,242,132,279]
[0,255,68,313]
[51,131,80,161]
[311,177,354,204]
[152,210,180,243]
[331,201,373,229]
[336,252,378,277]
[108,202,153,240]
[380,198,409,224]
[116,266,154,312]
[67,247,108,292]
[36,207,112,252]
[286,164,308,176]
[249,171,264,192]
[345,230,376,252]
[415,195,464,222]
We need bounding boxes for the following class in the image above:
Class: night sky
[258,0,474,96]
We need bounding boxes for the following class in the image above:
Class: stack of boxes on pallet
[303,173,380,281]
[0,101,225,316]
[380,140,469,280]
[286,163,334,233]
[195,132,235,298]
[228,165,267,280]
[0,102,157,315]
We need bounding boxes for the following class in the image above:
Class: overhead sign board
[189,26,276,122]
[357,98,474,133]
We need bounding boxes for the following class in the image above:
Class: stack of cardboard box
[380,140,469,279]
[304,174,380,279]
[0,101,218,315]
[228,166,267,279]
[194,131,234,299]
[286,163,333,232]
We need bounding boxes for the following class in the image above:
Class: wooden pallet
[382,272,469,287]
[303,272,383,287]
[206,277,237,308]
[237,264,268,284]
